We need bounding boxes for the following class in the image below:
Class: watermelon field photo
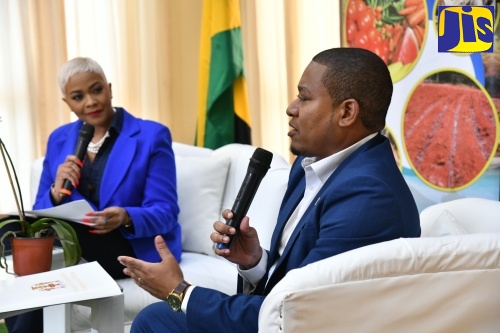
[403,71,498,190]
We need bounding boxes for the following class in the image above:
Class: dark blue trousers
[131,301,188,333]
[4,309,43,333]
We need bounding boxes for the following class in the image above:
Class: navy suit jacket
[186,134,420,333]
[34,108,181,262]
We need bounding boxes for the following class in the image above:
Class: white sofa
[259,197,500,333]
[30,142,291,332]
[31,144,500,332]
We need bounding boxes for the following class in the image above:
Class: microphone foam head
[249,148,273,172]
[80,123,95,140]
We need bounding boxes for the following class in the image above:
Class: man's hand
[210,209,263,269]
[118,235,183,300]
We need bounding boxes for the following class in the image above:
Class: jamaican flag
[196,0,251,149]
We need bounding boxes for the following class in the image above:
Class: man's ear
[338,99,359,127]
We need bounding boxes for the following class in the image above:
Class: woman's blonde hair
[57,57,107,94]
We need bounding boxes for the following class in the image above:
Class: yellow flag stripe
[233,75,251,126]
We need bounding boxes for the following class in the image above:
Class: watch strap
[172,280,191,299]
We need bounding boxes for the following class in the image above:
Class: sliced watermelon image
[392,27,419,65]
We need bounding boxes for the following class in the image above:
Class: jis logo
[438,5,494,53]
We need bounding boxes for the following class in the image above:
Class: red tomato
[357,11,375,31]
[346,20,358,42]
[347,0,358,21]
[371,39,390,64]
[367,27,382,44]
[348,0,367,22]
[381,40,389,56]
[352,30,369,48]
[354,0,367,13]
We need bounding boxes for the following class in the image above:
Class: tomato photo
[343,0,428,82]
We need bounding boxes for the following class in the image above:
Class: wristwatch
[167,281,191,312]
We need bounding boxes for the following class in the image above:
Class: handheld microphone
[216,148,273,250]
[60,123,95,197]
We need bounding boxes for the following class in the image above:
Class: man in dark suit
[118,47,421,333]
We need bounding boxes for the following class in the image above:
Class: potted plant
[0,135,81,276]
[0,216,82,276]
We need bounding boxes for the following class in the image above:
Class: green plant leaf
[49,219,82,266]
[0,219,31,236]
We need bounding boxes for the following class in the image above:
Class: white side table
[0,249,124,333]
[43,248,125,332]
[43,294,124,333]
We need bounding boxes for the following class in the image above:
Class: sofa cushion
[420,197,500,236]
[212,144,291,251]
[428,209,467,237]
[175,154,231,256]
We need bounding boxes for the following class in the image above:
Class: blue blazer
[186,134,420,332]
[34,108,181,263]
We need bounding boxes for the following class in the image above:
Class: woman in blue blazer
[35,107,181,267]
[6,57,181,333]
[36,56,181,273]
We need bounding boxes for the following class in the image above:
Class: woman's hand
[210,209,262,269]
[85,206,131,234]
[52,155,82,203]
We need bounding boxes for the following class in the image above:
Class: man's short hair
[312,48,393,132]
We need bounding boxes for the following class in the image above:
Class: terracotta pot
[10,236,55,276]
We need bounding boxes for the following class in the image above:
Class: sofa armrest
[259,234,500,333]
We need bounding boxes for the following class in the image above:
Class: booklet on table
[0,261,122,319]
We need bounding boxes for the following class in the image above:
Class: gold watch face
[167,294,182,312]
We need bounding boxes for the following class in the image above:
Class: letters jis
[438,5,495,53]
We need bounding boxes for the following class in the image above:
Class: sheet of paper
[24,200,96,226]
[0,261,122,318]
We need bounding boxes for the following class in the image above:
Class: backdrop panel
[342,0,500,212]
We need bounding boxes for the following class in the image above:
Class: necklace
[87,131,110,154]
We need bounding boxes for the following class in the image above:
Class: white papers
[24,200,96,226]
[0,261,122,319]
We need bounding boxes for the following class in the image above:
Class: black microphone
[216,147,273,250]
[60,123,95,197]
